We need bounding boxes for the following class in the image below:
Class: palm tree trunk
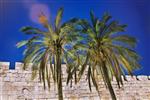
[102,61,117,100]
[56,47,63,100]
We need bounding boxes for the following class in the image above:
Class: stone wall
[0,62,150,100]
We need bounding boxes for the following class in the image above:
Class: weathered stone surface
[0,62,150,100]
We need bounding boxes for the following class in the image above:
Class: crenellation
[136,75,149,81]
[0,62,10,68]
[0,62,150,100]
[15,62,23,70]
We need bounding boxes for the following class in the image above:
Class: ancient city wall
[0,62,150,100]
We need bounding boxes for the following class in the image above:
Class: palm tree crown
[17,8,81,100]
[71,11,141,100]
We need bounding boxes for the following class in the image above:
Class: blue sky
[0,0,150,75]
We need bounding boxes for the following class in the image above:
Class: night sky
[0,0,150,75]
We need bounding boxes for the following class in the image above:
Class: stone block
[3,77,10,82]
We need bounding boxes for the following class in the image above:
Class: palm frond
[20,26,47,35]
[90,10,97,28]
[55,7,64,29]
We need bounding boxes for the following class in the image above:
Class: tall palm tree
[71,11,140,100]
[16,8,81,100]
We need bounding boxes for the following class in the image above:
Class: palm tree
[16,8,81,100]
[71,11,140,100]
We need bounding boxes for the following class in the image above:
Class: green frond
[101,61,117,100]
[47,24,54,35]
[55,7,64,29]
[16,36,43,49]
[31,63,39,80]
[91,67,99,91]
[101,12,112,23]
[20,26,45,35]
[16,40,28,48]
[111,35,137,48]
[87,65,92,91]
[39,48,50,89]
[78,54,89,82]
[90,10,97,27]
[103,21,127,38]
[95,20,101,33]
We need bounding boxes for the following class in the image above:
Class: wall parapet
[0,62,150,100]
[0,62,150,81]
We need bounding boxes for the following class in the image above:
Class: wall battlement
[0,62,150,100]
